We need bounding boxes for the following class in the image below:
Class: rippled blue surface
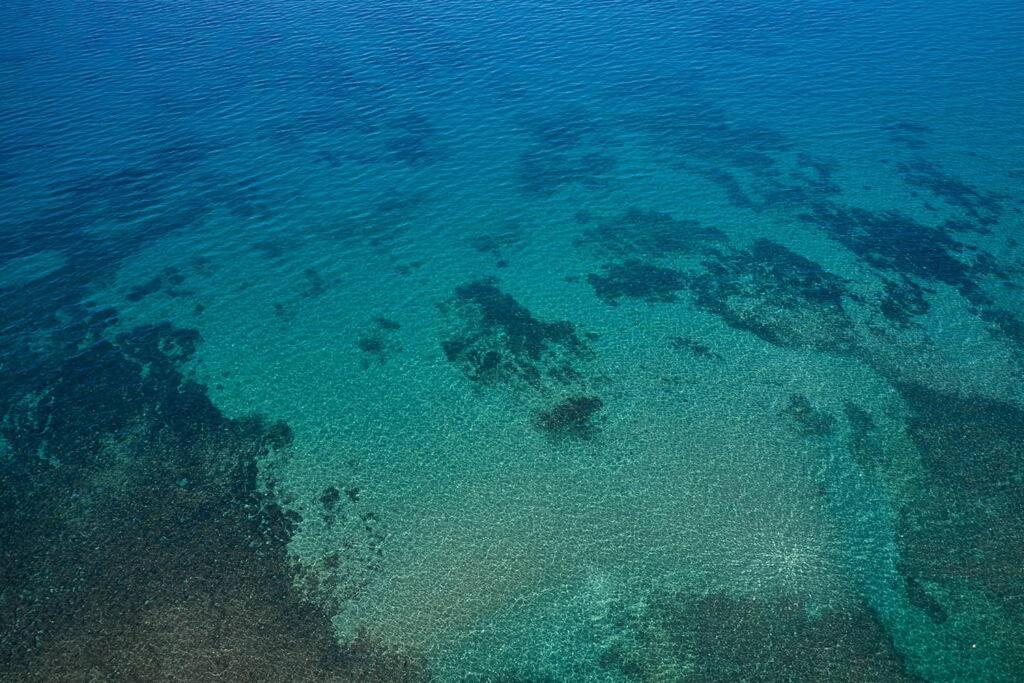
[2,1,1024,680]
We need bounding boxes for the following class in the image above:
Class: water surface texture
[2,1,1024,680]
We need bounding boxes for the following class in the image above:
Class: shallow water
[2,1,1024,680]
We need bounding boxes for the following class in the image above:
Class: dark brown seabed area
[0,313,427,681]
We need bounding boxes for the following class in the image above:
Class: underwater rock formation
[357,316,404,367]
[782,394,836,437]
[439,277,592,389]
[687,240,859,354]
[517,146,616,196]
[894,384,1024,617]
[896,158,1005,227]
[533,395,604,441]
[588,259,687,305]
[599,589,916,681]
[0,313,423,681]
[576,207,727,259]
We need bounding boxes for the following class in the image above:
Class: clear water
[2,1,1023,680]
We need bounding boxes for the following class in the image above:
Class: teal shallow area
[2,1,1024,680]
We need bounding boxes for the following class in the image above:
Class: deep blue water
[2,1,1024,680]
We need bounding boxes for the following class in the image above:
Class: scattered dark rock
[800,204,988,297]
[782,394,835,437]
[842,402,886,471]
[878,276,931,327]
[599,589,917,681]
[518,147,616,196]
[588,259,686,305]
[439,278,591,388]
[884,120,931,150]
[534,395,604,441]
[687,240,858,353]
[357,317,403,367]
[669,335,722,360]
[375,317,401,331]
[577,207,727,259]
[467,222,523,258]
[896,158,1004,226]
[125,267,192,302]
[0,317,418,680]
[384,112,441,166]
[897,562,949,624]
[573,209,594,224]
[320,486,342,511]
[299,268,328,298]
[126,274,164,302]
[894,383,1024,614]
[253,237,300,260]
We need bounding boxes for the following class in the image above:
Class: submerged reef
[635,90,848,212]
[303,482,388,616]
[669,335,722,361]
[641,90,792,172]
[357,316,404,367]
[896,158,1006,227]
[842,401,891,473]
[877,275,932,327]
[588,259,687,305]
[513,102,616,196]
[576,207,727,259]
[0,137,287,349]
[321,187,433,249]
[0,312,424,681]
[782,394,836,437]
[125,266,192,302]
[467,221,524,258]
[520,105,592,150]
[687,240,859,353]
[800,205,989,296]
[533,395,604,441]
[894,384,1024,620]
[517,146,617,196]
[801,201,1024,351]
[439,277,592,388]
[573,207,878,358]
[599,590,916,681]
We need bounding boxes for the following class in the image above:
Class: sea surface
[2,1,1024,680]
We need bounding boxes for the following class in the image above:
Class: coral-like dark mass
[896,158,1005,227]
[517,146,616,196]
[467,222,523,257]
[534,395,604,441]
[576,207,727,259]
[588,259,687,305]
[0,315,425,681]
[599,590,916,681]
[357,316,404,367]
[125,266,192,302]
[801,202,1024,351]
[687,240,858,353]
[439,278,591,388]
[894,384,1024,619]
[800,205,986,296]
[669,335,722,360]
[782,393,836,437]
[878,275,932,327]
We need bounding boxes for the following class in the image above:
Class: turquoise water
[2,1,1024,680]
